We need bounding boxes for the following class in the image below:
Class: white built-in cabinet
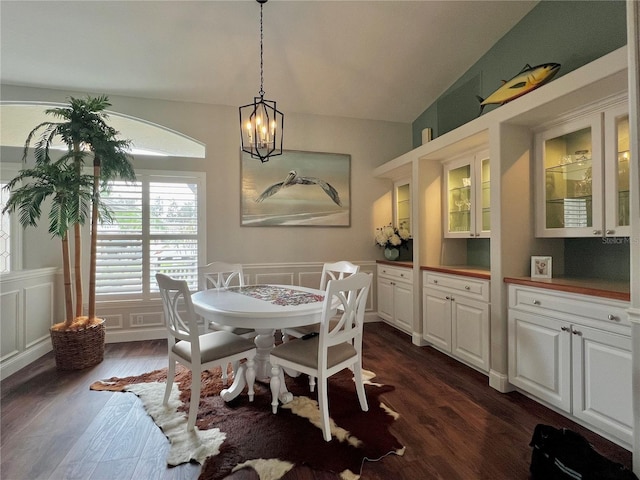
[422,271,490,372]
[535,97,630,237]
[443,149,490,238]
[508,284,632,448]
[377,264,413,334]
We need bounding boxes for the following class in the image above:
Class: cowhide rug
[90,365,404,480]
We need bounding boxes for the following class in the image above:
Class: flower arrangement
[375,224,411,250]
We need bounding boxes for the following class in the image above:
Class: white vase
[384,248,399,261]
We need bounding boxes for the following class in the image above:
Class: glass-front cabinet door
[535,114,603,237]
[604,104,630,237]
[477,151,490,236]
[444,150,489,238]
[394,180,411,235]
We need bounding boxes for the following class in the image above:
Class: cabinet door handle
[469,233,474,237]
[606,229,615,235]
[433,280,438,284]
[607,314,619,321]
[561,326,570,332]
[571,328,582,336]
[593,230,602,235]
[464,285,470,290]
[445,296,450,300]
[532,300,541,305]
[450,297,455,301]
[400,273,404,277]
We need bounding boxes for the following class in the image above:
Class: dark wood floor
[1,322,632,480]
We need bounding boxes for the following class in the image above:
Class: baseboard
[412,333,427,346]
[364,312,380,323]
[1,339,52,381]
[489,369,513,393]
[106,328,166,343]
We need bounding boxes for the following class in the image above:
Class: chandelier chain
[259,2,264,97]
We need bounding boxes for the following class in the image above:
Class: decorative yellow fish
[477,63,561,115]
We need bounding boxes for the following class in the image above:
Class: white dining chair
[269,272,372,442]
[281,261,360,391]
[198,262,257,383]
[198,262,256,335]
[157,273,257,431]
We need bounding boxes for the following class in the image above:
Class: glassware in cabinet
[535,113,603,237]
[443,149,489,238]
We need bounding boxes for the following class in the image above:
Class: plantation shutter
[96,174,200,299]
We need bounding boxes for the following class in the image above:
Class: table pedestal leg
[220,363,247,402]
[253,328,275,381]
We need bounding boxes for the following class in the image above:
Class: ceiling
[1,0,538,125]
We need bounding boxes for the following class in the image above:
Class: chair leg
[308,375,316,392]
[164,359,176,406]
[353,362,369,412]
[317,377,332,441]
[270,365,281,414]
[281,330,289,343]
[187,368,201,431]
[246,358,256,401]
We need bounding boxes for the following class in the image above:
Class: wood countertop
[376,260,413,268]
[503,276,630,302]
[420,265,491,280]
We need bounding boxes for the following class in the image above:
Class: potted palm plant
[2,95,135,370]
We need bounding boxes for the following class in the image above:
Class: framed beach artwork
[241,150,350,227]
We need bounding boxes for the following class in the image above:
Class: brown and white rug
[90,365,404,480]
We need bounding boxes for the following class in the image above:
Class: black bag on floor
[529,424,638,480]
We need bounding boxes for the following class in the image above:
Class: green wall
[412,0,627,147]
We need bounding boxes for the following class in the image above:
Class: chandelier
[239,0,284,163]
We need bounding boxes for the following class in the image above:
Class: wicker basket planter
[50,319,106,370]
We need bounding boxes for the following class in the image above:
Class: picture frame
[241,150,350,227]
[531,256,552,278]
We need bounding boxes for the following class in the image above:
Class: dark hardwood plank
[0,325,632,480]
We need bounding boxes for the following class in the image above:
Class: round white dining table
[191,284,328,402]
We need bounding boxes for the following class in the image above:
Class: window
[0,164,23,273]
[96,170,205,299]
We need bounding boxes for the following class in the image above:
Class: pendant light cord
[259,2,265,97]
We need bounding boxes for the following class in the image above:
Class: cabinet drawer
[423,272,489,302]
[377,265,412,284]
[509,285,630,330]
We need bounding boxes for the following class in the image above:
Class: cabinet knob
[606,229,615,235]
[469,233,474,237]
[450,297,455,302]
[464,285,470,290]
[561,326,570,332]
[571,328,582,336]
[593,230,602,235]
[433,279,438,284]
[400,273,404,277]
[532,299,541,305]
[607,314,619,321]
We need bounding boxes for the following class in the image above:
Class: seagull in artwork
[255,170,342,206]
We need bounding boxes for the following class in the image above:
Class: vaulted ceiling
[1,0,538,124]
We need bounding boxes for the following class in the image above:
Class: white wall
[1,84,412,269]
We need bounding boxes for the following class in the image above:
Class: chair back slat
[319,261,360,290]
[198,262,245,290]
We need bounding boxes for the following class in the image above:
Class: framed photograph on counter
[531,256,552,278]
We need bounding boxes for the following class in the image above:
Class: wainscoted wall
[99,261,379,343]
[0,268,61,380]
